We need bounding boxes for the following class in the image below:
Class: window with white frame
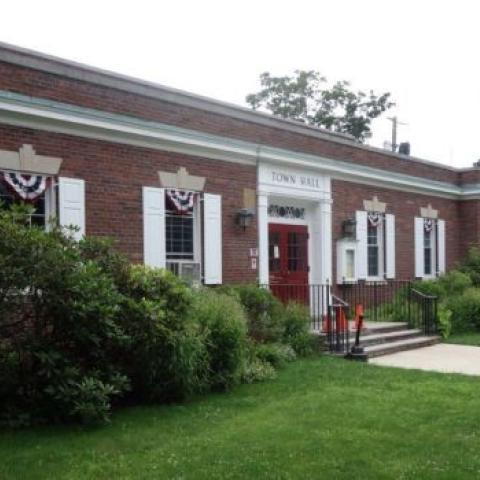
[164,189,201,277]
[423,223,435,276]
[355,209,395,281]
[415,216,445,278]
[0,172,55,228]
[367,212,384,278]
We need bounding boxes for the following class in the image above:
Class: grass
[445,332,480,346]
[2,357,480,480]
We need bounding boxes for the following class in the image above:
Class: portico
[257,161,333,289]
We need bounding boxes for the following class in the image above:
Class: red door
[269,223,309,304]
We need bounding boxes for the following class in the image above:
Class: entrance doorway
[268,223,309,303]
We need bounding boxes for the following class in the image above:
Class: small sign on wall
[250,247,258,257]
[251,257,257,270]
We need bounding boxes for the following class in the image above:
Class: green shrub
[78,236,130,288]
[254,343,296,369]
[0,212,130,426]
[241,358,277,384]
[118,266,206,403]
[460,247,480,287]
[437,305,453,339]
[218,284,284,343]
[192,288,248,390]
[439,271,473,297]
[446,287,480,333]
[282,302,315,355]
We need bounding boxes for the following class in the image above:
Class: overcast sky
[2,1,479,168]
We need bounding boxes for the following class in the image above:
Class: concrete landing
[370,343,480,376]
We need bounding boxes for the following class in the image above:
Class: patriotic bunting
[2,172,49,201]
[166,189,195,214]
[368,211,382,228]
[424,218,434,232]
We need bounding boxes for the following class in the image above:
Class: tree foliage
[246,70,394,142]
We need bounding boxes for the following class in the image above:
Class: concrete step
[353,329,422,347]
[364,335,441,359]
[358,322,409,335]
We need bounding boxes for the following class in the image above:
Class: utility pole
[387,116,407,153]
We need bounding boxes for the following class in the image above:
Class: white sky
[1,0,479,168]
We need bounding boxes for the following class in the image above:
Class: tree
[246,70,394,142]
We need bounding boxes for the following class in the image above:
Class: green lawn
[2,357,480,480]
[445,332,480,346]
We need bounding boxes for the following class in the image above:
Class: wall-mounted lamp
[236,208,255,230]
[342,218,356,239]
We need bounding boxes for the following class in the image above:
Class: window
[423,221,436,277]
[345,249,355,279]
[269,232,281,272]
[367,214,383,278]
[165,191,201,275]
[0,179,52,228]
[166,211,194,261]
[287,232,308,272]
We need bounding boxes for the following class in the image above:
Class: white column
[319,197,333,284]
[257,192,269,284]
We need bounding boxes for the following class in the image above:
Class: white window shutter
[437,219,446,274]
[356,210,368,280]
[414,217,424,278]
[59,177,85,241]
[385,214,396,279]
[203,193,222,284]
[143,187,166,268]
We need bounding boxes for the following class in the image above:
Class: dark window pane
[368,246,379,276]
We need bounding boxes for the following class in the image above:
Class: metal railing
[265,283,351,354]
[408,288,438,335]
[339,280,412,322]
[265,279,439,354]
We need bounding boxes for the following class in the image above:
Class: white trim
[0,90,474,199]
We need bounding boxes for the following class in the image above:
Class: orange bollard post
[355,304,364,331]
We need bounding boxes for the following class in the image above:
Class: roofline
[0,40,475,175]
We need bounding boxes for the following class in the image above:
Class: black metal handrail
[408,288,438,335]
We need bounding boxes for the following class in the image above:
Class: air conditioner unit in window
[167,261,201,285]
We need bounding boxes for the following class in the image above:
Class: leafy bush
[414,271,472,299]
[446,288,480,333]
[254,343,296,369]
[437,306,453,339]
[282,302,315,355]
[218,284,285,343]
[459,247,480,287]
[241,358,277,384]
[0,211,130,426]
[117,266,206,403]
[192,288,248,390]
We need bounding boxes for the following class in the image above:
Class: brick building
[0,42,478,295]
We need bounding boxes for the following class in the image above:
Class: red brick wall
[458,200,480,255]
[332,180,462,281]
[0,124,258,283]
[0,60,460,184]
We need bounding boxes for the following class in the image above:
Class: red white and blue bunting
[166,189,195,214]
[368,211,382,228]
[2,172,49,201]
[424,218,434,232]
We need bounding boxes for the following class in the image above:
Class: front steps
[345,322,441,360]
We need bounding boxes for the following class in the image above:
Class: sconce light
[342,218,356,239]
[236,208,255,230]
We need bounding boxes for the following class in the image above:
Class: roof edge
[0,41,472,175]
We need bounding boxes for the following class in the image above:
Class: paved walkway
[370,343,480,376]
